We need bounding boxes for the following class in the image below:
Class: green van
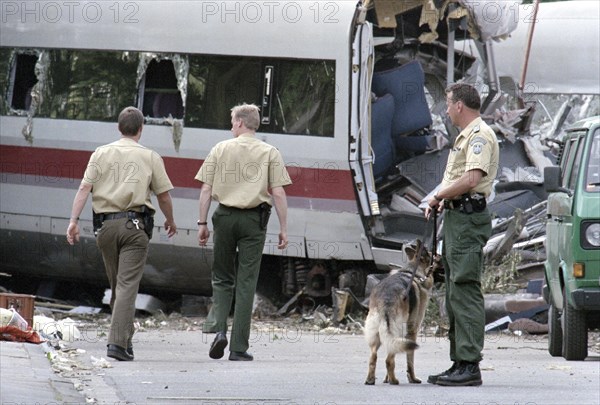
[543,115,600,360]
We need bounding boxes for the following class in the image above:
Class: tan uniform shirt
[83,137,174,213]
[441,117,499,197]
[195,133,292,209]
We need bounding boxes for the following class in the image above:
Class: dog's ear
[421,245,431,263]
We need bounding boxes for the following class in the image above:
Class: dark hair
[118,107,144,136]
[445,83,481,111]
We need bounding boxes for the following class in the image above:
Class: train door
[349,21,378,221]
[348,18,434,270]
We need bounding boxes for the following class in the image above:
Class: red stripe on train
[0,145,357,200]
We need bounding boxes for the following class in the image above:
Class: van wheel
[562,288,588,360]
[547,302,563,357]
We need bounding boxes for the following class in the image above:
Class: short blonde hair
[231,103,260,131]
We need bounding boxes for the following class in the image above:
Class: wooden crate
[0,293,35,328]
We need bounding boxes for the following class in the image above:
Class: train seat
[371,93,396,180]
[371,60,433,148]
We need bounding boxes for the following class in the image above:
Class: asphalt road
[57,324,600,405]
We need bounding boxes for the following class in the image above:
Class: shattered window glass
[0,48,11,114]
[187,55,335,137]
[37,50,138,122]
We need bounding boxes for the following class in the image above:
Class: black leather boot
[427,362,458,384]
[436,362,482,386]
[107,344,134,361]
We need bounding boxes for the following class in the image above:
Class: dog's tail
[386,336,419,354]
[379,312,419,354]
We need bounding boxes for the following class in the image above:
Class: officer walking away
[66,106,177,361]
[425,83,499,386]
[195,103,291,361]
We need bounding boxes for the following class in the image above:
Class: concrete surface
[2,325,599,405]
[0,340,85,404]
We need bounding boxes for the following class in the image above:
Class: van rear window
[585,129,600,192]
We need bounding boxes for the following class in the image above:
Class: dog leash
[430,209,438,266]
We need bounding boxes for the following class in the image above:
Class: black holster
[92,211,104,236]
[259,203,271,230]
[456,193,486,214]
[140,205,155,239]
[469,193,487,213]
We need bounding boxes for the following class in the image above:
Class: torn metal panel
[103,289,165,315]
[491,106,536,142]
[372,0,424,28]
[520,137,553,174]
[417,0,443,43]
[460,0,521,42]
[17,50,50,145]
[371,0,520,43]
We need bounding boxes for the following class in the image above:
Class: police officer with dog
[425,83,499,386]
[66,106,177,361]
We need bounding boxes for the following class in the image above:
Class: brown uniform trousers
[96,218,149,349]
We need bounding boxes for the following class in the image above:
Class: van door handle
[554,217,563,223]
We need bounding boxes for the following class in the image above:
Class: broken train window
[1,50,39,114]
[36,50,139,122]
[137,55,187,122]
[0,48,12,114]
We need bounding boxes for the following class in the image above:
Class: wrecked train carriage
[0,1,503,300]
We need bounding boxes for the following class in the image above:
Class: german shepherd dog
[364,241,438,385]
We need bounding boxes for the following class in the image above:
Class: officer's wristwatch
[197,220,207,226]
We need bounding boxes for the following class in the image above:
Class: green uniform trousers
[442,208,491,363]
[204,204,266,353]
[96,218,149,349]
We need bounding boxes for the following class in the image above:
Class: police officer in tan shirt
[425,83,499,386]
[67,107,176,361]
[195,103,291,361]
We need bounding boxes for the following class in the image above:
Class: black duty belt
[102,211,142,221]
[444,193,486,213]
[444,198,465,210]
[219,204,262,212]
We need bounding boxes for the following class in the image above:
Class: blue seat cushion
[372,60,433,137]
[371,94,396,179]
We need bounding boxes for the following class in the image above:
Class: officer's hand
[425,197,443,219]
[277,231,288,250]
[66,223,80,245]
[164,221,177,238]
[198,226,210,246]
